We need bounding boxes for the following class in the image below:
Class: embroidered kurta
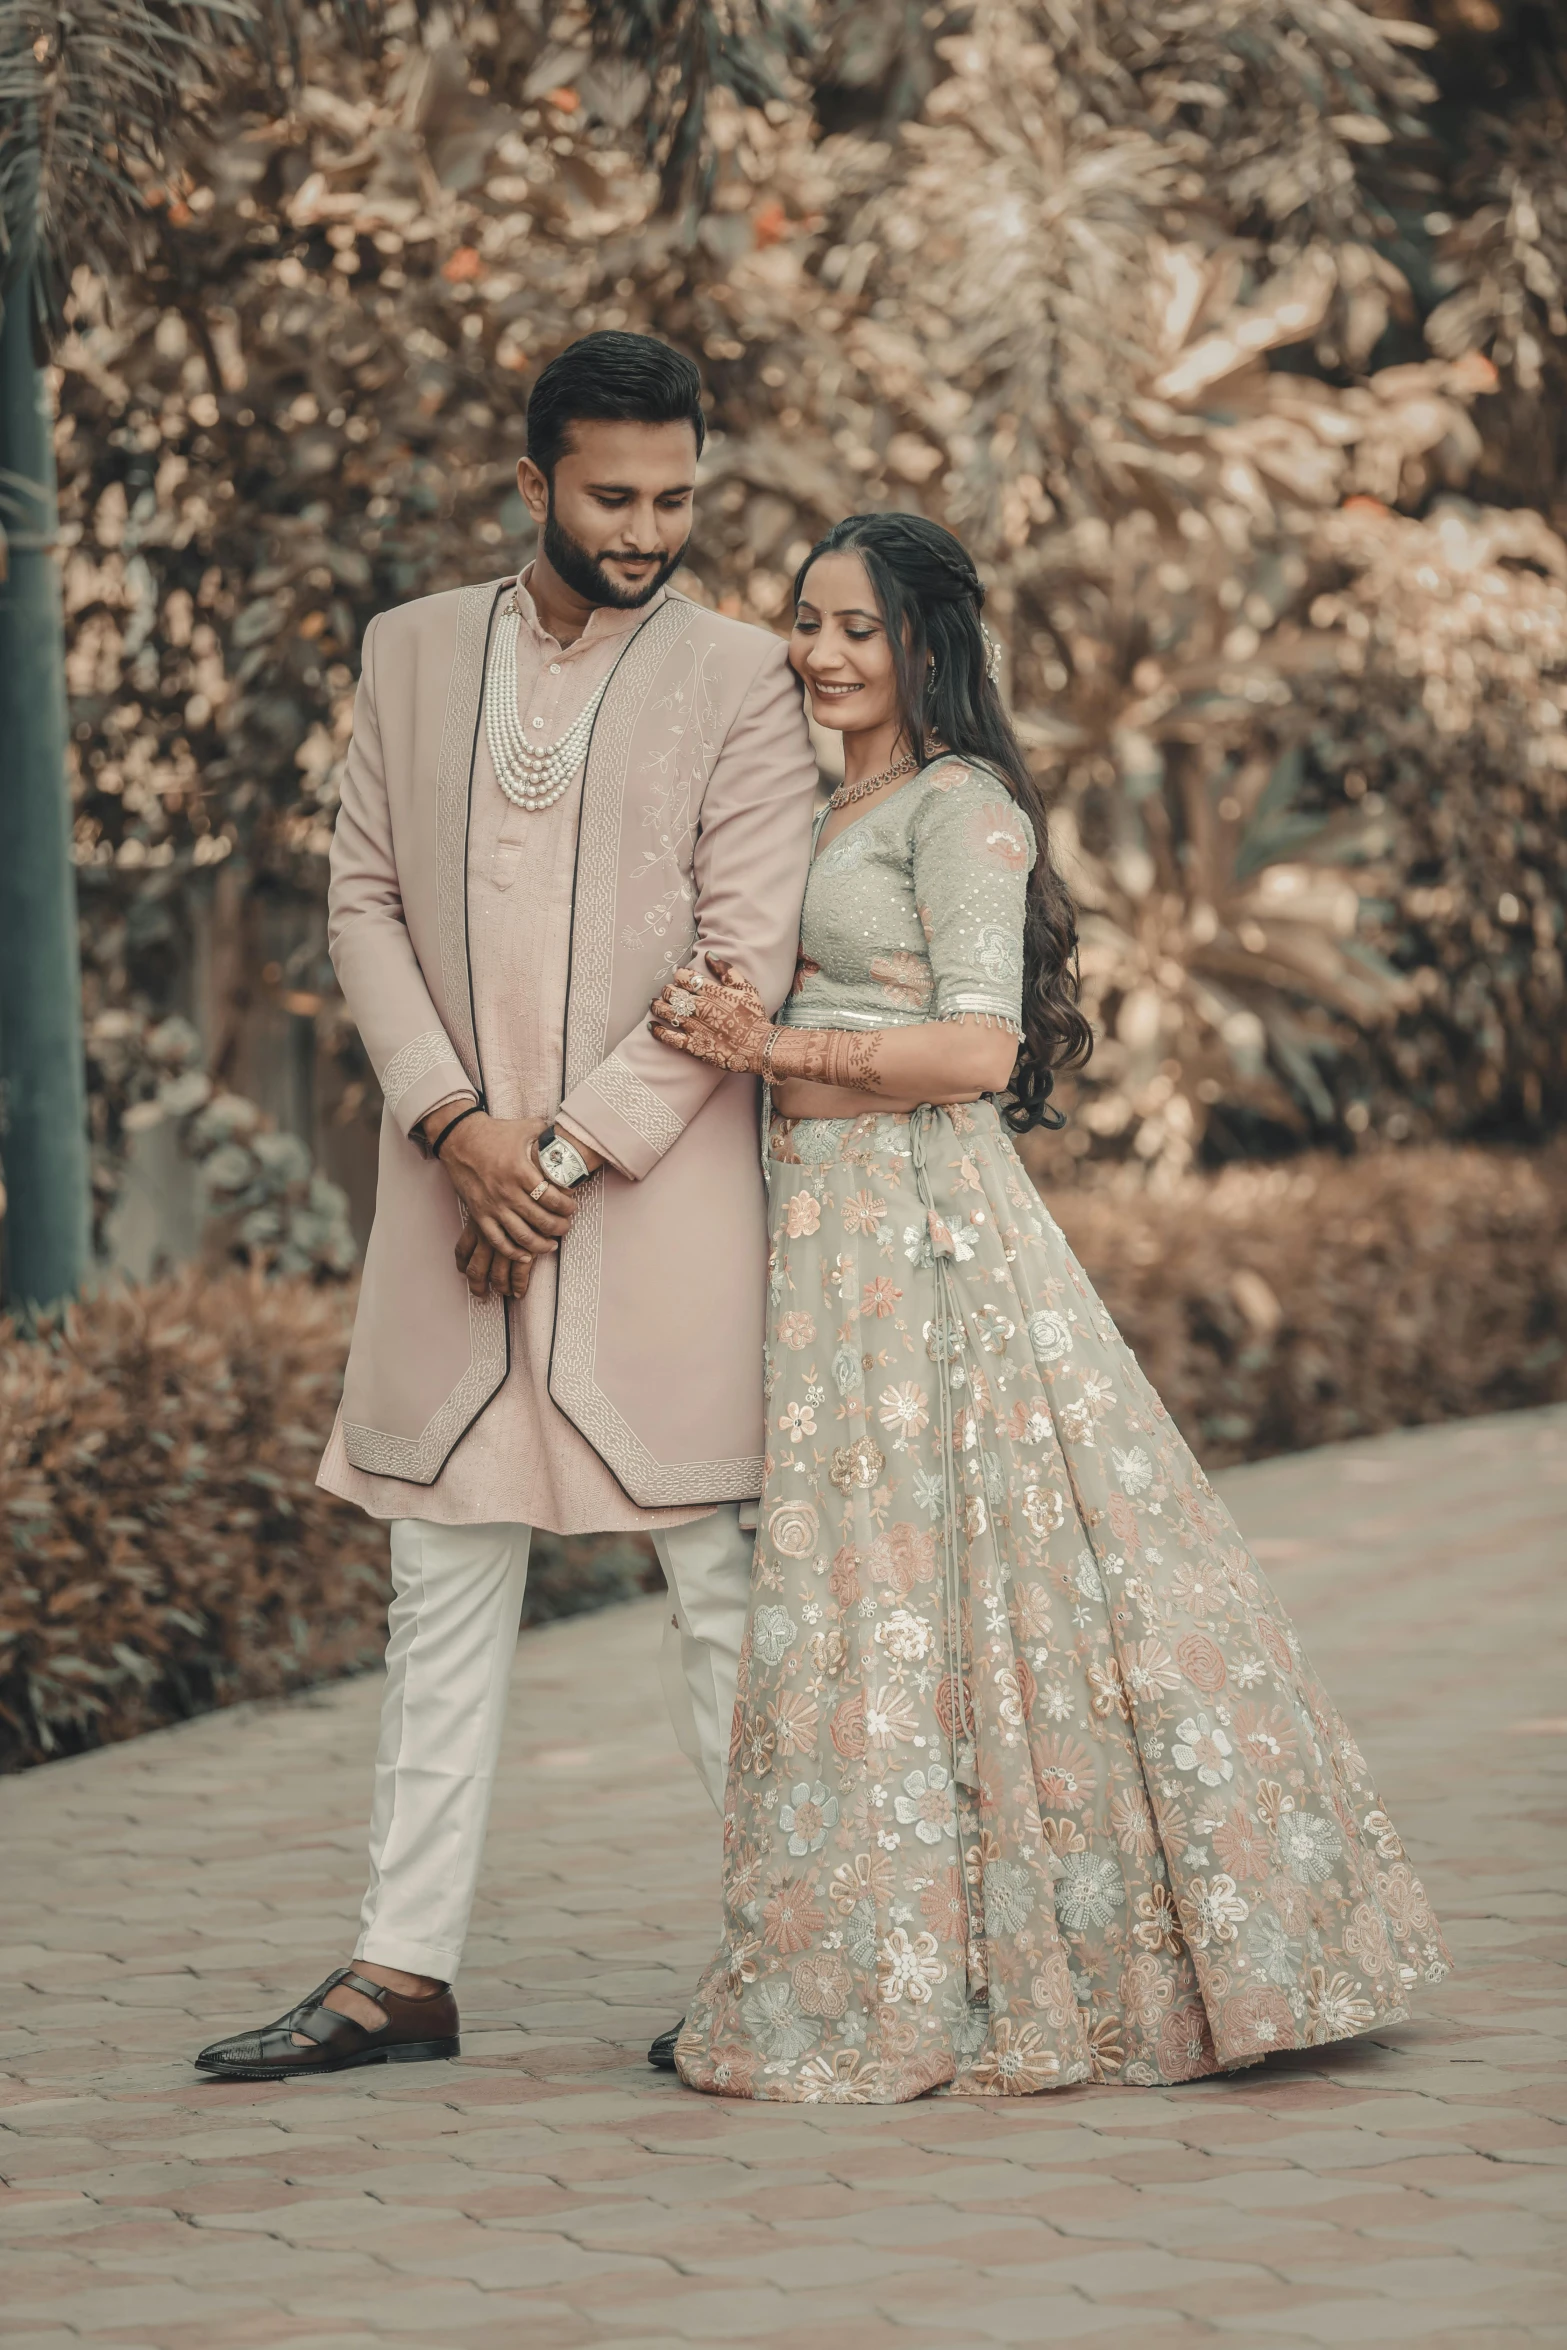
[319,574,706,1535]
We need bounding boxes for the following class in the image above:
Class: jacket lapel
[434,577,510,1092]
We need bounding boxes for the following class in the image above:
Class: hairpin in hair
[980,621,1002,686]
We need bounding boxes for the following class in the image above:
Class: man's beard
[542,500,687,610]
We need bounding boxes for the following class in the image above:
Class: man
[194,333,819,2081]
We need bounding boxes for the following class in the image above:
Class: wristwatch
[536,1124,593,1189]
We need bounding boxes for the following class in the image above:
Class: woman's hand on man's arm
[648,956,1016,1103]
[648,955,774,1071]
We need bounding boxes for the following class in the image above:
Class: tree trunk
[0,271,89,1311]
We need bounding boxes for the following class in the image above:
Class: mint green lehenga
[675,756,1449,2105]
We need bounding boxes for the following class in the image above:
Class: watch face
[541,1137,587,1186]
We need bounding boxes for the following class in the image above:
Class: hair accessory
[980,622,1002,686]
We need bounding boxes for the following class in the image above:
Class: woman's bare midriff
[770,1078,988,1121]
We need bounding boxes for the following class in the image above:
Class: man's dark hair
[525,331,706,477]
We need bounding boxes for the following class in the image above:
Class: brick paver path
[4,1406,1565,2349]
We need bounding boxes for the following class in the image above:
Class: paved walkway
[3,1407,1565,2350]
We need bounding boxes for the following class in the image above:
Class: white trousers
[353,1508,750,1983]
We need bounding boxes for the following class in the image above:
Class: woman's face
[789,551,901,737]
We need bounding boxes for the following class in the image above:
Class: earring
[925,660,937,697]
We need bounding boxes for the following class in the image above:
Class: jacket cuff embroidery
[575,1055,687,1154]
[380,1028,464,1114]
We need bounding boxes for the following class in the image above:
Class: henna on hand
[647,952,892,1096]
[648,953,775,1075]
[768,1026,884,1092]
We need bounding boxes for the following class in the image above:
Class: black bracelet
[430,1103,484,1160]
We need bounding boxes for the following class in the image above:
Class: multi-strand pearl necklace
[484,603,608,812]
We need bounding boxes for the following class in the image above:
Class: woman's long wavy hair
[794,512,1094,1132]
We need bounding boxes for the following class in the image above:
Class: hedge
[4,1141,1563,1770]
[0,1272,657,1772]
[1039,1139,1567,1464]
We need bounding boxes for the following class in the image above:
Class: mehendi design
[771,1027,883,1092]
[649,958,774,1073]
[649,961,1012,1098]
[650,958,892,1094]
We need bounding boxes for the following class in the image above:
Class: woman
[648,513,1447,2103]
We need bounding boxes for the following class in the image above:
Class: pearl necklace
[827,749,918,812]
[484,604,608,812]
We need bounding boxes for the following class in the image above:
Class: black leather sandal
[648,2016,685,2071]
[194,1967,459,2081]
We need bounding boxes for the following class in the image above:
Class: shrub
[0,1271,657,1772]
[1034,1139,1567,1465]
[4,1142,1563,1770]
[85,1008,358,1274]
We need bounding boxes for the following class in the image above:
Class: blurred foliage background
[31,0,1567,1239]
[7,0,1567,1762]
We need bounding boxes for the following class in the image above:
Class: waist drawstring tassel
[910,1107,986,2003]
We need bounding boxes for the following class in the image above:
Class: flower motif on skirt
[779,1781,838,1856]
[831,1435,885,1493]
[675,1105,1449,2107]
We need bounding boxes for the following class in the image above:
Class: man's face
[517,417,698,608]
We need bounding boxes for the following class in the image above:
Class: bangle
[430,1103,484,1160]
[761,1028,782,1086]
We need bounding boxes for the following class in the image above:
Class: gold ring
[528,1177,549,1203]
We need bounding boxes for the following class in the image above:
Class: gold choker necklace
[828,750,918,812]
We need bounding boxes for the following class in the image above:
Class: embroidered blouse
[780,755,1035,1039]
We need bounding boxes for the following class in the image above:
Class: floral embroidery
[784,759,1034,1045]
[767,1503,818,1559]
[870,950,935,1010]
[675,1100,1448,2105]
[893,1763,957,1844]
[779,1781,839,1856]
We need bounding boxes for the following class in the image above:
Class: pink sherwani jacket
[323,576,819,1507]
